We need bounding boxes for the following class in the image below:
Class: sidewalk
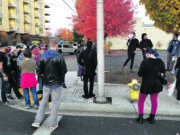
[8,71,180,118]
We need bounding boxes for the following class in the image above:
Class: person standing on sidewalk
[167,33,180,71]
[0,42,23,105]
[32,39,67,131]
[78,41,97,99]
[0,41,10,104]
[175,57,180,104]
[122,32,139,72]
[140,33,153,60]
[137,48,165,124]
[19,49,39,109]
[76,41,84,68]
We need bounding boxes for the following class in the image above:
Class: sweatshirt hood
[44,49,58,58]
[141,33,147,41]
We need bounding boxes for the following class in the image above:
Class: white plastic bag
[168,80,176,96]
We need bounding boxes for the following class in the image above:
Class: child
[19,49,39,109]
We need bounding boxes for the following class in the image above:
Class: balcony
[34,6,39,10]
[24,20,30,24]
[35,23,39,27]
[35,15,39,18]
[23,0,30,4]
[45,20,50,23]
[8,1,16,8]
[24,10,30,14]
[9,14,16,20]
[45,13,50,16]
[45,5,50,8]
[46,28,50,30]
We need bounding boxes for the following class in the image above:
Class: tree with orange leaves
[60,29,73,41]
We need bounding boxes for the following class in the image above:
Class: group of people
[0,31,180,129]
[0,38,97,131]
[123,32,180,124]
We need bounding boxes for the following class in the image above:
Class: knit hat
[146,48,159,58]
[145,48,154,54]
[32,47,39,55]
[41,45,46,50]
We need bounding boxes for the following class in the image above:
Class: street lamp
[95,0,107,103]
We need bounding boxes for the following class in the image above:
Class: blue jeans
[23,87,39,106]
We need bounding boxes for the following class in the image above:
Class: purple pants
[138,93,158,115]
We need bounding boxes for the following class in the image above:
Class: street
[0,102,180,135]
[64,51,167,72]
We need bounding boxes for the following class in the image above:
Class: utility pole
[95,0,107,103]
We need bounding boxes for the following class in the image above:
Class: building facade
[107,18,172,50]
[0,0,47,43]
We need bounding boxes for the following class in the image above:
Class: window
[63,45,73,48]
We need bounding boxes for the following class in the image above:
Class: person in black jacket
[0,42,23,105]
[0,42,9,104]
[175,57,180,104]
[78,41,97,99]
[6,50,22,100]
[122,32,139,72]
[32,39,67,131]
[140,33,153,59]
[137,48,165,124]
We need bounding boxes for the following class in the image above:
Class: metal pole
[95,0,106,103]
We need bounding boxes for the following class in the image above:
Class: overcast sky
[45,0,153,34]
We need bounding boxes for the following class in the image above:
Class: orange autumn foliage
[60,29,73,41]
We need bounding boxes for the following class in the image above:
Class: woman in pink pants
[137,48,166,124]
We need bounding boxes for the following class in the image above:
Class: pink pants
[138,93,158,115]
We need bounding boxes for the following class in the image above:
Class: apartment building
[0,0,48,43]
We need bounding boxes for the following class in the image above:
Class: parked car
[58,44,76,54]
[72,43,78,53]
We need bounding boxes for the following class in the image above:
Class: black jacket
[138,58,165,94]
[0,51,9,76]
[78,48,97,76]
[127,38,139,53]
[175,57,180,87]
[37,49,67,87]
[140,39,153,51]
[76,46,84,61]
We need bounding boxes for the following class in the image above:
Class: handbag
[168,80,176,96]
[77,66,86,76]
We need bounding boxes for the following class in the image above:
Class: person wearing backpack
[167,33,180,71]
[137,48,166,124]
[78,41,97,99]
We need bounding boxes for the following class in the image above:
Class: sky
[45,0,153,35]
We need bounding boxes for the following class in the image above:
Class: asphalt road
[0,103,180,135]
[63,51,167,72]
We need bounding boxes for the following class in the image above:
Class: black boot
[147,114,156,124]
[136,114,144,124]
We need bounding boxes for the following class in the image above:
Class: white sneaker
[32,122,40,128]
[177,101,180,105]
[50,125,58,132]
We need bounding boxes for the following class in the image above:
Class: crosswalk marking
[32,116,63,135]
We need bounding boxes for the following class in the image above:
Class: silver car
[58,44,75,54]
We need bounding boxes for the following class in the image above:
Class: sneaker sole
[32,123,40,128]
